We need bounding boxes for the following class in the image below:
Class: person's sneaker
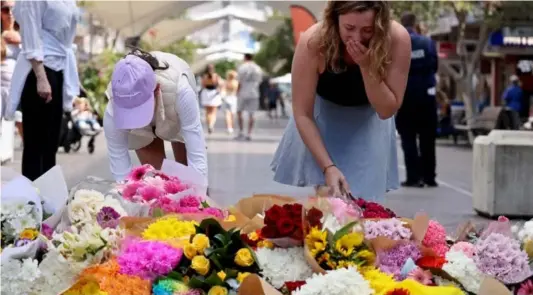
[234,133,245,140]
[245,135,252,141]
[227,128,234,134]
[401,180,424,188]
[424,180,439,187]
[208,127,214,134]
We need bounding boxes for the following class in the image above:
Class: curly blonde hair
[316,1,392,80]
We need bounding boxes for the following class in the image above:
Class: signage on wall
[490,27,533,47]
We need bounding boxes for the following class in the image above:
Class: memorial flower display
[1,164,531,295]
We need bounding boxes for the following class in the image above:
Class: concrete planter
[473,130,533,217]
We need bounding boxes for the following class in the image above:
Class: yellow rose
[257,240,274,249]
[234,248,254,267]
[248,232,259,241]
[207,286,228,295]
[191,255,210,276]
[192,234,210,253]
[237,272,251,283]
[217,270,227,281]
[184,242,198,260]
[224,214,236,222]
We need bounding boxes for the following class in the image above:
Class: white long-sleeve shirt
[104,77,208,185]
[6,0,80,120]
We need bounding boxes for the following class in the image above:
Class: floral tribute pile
[2,164,533,295]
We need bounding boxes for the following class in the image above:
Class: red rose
[290,203,303,218]
[276,217,295,237]
[265,205,286,222]
[363,211,380,218]
[307,207,323,227]
[416,256,446,269]
[241,233,258,247]
[355,198,367,208]
[285,281,306,292]
[285,281,305,292]
[264,214,275,226]
[261,225,278,239]
[291,227,304,241]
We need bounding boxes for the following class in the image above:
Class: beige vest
[106,51,197,150]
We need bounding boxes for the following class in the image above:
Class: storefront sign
[490,27,533,47]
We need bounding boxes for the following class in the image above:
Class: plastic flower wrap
[474,232,531,284]
[292,267,374,295]
[118,239,183,280]
[0,257,41,295]
[442,250,484,293]
[255,246,314,288]
[302,197,374,273]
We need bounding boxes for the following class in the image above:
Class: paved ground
[2,110,487,231]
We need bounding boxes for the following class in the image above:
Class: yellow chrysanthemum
[336,260,357,269]
[362,268,396,294]
[248,232,259,241]
[305,227,328,257]
[142,217,197,241]
[224,215,236,222]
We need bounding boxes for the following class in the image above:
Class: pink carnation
[164,181,188,194]
[422,220,447,247]
[174,207,202,214]
[118,240,183,280]
[127,164,154,181]
[178,195,202,208]
[450,241,475,258]
[138,185,166,202]
[122,182,144,200]
[151,197,179,213]
[202,207,225,219]
[329,198,361,221]
[432,243,450,257]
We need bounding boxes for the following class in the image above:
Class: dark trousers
[21,67,64,181]
[395,97,438,183]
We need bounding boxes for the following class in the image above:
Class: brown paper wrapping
[238,274,283,295]
[234,194,297,219]
[478,277,512,295]
[303,243,327,274]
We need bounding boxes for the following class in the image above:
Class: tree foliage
[214,60,238,78]
[140,38,202,64]
[253,17,295,77]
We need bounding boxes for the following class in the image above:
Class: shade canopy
[262,1,326,20]
[190,51,245,74]
[83,1,205,37]
[140,15,283,47]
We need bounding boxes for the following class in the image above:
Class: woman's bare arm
[361,23,411,119]
[292,27,334,171]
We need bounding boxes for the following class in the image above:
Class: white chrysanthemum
[293,267,374,295]
[1,258,41,295]
[8,214,38,235]
[98,196,128,217]
[442,250,483,294]
[517,219,533,242]
[255,247,314,289]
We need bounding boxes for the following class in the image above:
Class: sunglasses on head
[1,6,12,13]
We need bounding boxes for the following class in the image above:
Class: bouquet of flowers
[165,218,262,294]
[118,165,224,219]
[260,203,304,248]
[354,197,396,219]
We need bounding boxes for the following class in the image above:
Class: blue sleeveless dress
[271,64,399,202]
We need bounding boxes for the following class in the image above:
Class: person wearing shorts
[222,70,238,134]
[236,53,262,141]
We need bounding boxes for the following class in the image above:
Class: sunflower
[305,227,328,257]
[335,232,364,257]
[356,249,376,266]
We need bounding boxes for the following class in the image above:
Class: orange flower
[78,258,151,295]
[416,256,446,269]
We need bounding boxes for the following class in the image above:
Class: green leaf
[224,268,239,279]
[214,233,229,246]
[199,218,226,237]
[210,254,224,270]
[332,221,359,244]
[205,271,225,286]
[201,201,210,208]
[167,271,183,281]
[205,247,227,258]
[188,276,207,289]
[151,207,165,218]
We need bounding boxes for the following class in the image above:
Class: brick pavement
[1,111,488,231]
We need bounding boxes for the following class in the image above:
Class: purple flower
[96,206,121,229]
[364,219,412,241]
[378,242,421,279]
[41,223,54,239]
[474,233,532,284]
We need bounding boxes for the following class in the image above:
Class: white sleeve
[176,76,208,185]
[103,108,132,182]
[14,0,45,61]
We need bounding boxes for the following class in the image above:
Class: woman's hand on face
[36,76,52,103]
[346,40,370,68]
[324,165,351,197]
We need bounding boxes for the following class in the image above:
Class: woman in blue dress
[272,1,411,201]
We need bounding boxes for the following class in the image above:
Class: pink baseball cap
[111,55,156,130]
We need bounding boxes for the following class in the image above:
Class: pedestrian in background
[395,12,439,188]
[502,75,523,115]
[222,70,238,134]
[6,0,80,181]
[200,64,222,134]
[272,1,411,199]
[236,53,263,141]
[266,80,281,119]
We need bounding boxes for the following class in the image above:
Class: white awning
[190,51,244,74]
[261,1,326,21]
[238,17,284,36]
[83,1,205,37]
[141,18,222,47]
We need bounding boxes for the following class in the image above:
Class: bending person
[271,1,411,200]
[104,49,208,187]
